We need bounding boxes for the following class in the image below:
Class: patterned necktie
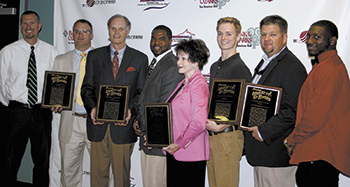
[76,52,87,106]
[27,46,37,106]
[147,58,157,77]
[112,51,119,79]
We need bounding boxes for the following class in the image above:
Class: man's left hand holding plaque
[42,71,76,110]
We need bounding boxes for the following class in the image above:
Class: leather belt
[208,125,237,136]
[9,100,40,109]
[74,113,88,118]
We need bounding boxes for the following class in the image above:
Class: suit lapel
[146,52,172,84]
[100,46,114,80]
[258,47,289,84]
[115,45,132,82]
[67,51,75,71]
[253,59,264,78]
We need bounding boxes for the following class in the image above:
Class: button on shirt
[0,39,58,106]
[74,48,91,114]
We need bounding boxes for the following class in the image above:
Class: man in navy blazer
[81,14,148,187]
[244,15,307,187]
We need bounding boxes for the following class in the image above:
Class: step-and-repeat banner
[52,0,350,186]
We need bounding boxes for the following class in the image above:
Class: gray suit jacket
[137,51,184,155]
[53,50,78,143]
[81,45,148,144]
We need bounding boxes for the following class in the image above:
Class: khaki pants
[254,166,297,187]
[207,130,244,187]
[90,125,134,187]
[140,150,166,187]
[60,116,90,187]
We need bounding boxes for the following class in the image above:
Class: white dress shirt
[0,39,58,106]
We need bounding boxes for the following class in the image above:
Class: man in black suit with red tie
[81,14,148,187]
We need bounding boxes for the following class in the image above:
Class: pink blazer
[165,69,210,161]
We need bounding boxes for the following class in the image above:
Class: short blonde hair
[216,17,242,35]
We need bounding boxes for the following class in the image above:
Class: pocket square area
[127,67,136,72]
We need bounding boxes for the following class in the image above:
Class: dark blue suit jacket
[81,45,148,144]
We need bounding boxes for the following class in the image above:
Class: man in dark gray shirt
[206,17,252,187]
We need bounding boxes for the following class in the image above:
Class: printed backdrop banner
[52,0,350,186]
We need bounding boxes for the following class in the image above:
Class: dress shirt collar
[317,50,337,66]
[110,44,126,62]
[74,47,92,58]
[152,50,172,68]
[260,46,286,70]
[22,38,38,49]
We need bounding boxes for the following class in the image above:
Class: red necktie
[112,51,119,79]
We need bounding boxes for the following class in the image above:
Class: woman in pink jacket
[163,39,210,187]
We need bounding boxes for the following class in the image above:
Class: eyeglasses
[73,29,92,34]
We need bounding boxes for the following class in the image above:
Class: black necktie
[27,46,37,106]
[254,67,267,76]
[148,58,157,77]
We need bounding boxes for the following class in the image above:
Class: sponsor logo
[83,0,116,8]
[293,30,308,43]
[238,27,260,49]
[138,0,170,11]
[198,0,231,10]
[127,34,144,40]
[172,29,196,47]
[63,30,74,44]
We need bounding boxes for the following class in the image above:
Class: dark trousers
[296,160,340,187]
[166,153,206,187]
[0,102,8,177]
[3,101,52,187]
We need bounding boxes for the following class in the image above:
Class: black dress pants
[296,160,340,187]
[0,102,8,179]
[3,101,52,187]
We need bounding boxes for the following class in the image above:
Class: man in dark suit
[81,14,148,187]
[133,25,183,187]
[243,15,307,187]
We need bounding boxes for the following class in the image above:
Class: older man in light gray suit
[133,25,184,187]
[52,19,94,187]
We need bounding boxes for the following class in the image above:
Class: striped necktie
[147,58,157,78]
[27,46,37,106]
[112,51,119,79]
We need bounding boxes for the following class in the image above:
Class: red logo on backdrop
[300,31,308,43]
[86,0,95,7]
